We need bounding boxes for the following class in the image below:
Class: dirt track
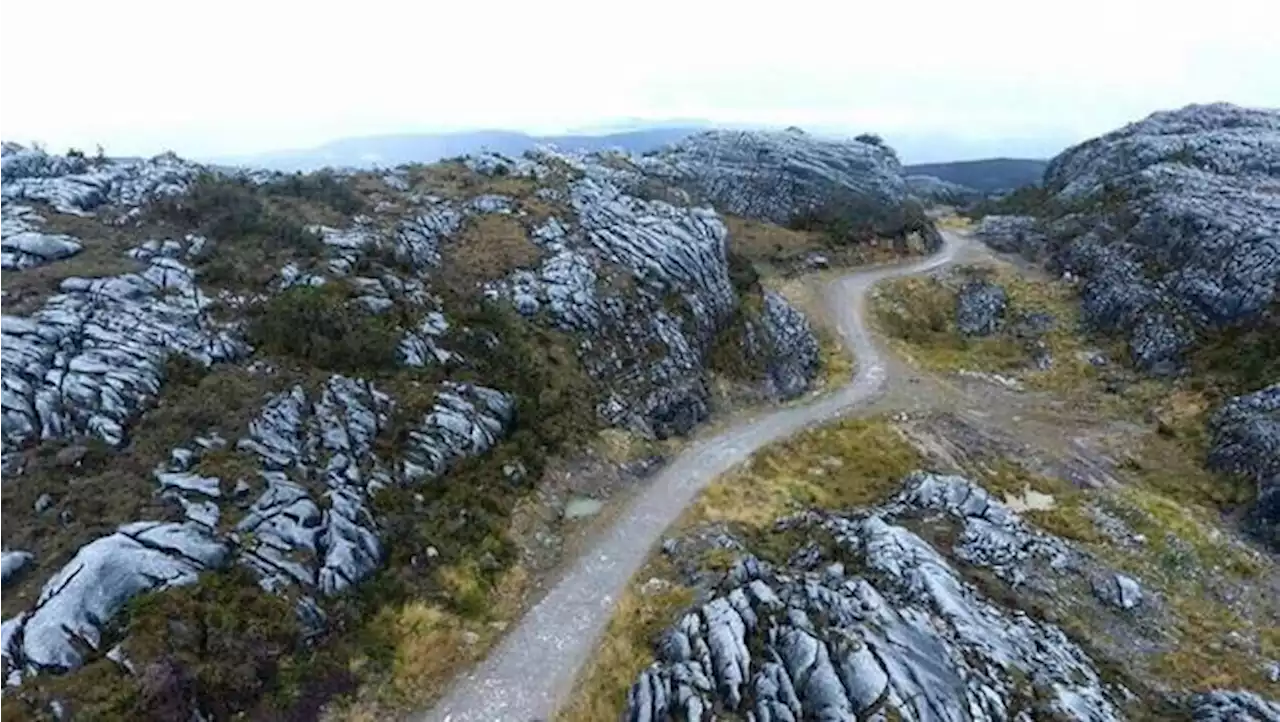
[419,230,970,722]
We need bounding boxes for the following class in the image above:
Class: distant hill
[210,127,710,172]
[903,158,1048,193]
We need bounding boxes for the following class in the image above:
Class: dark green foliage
[261,170,366,216]
[247,284,401,372]
[372,298,600,605]
[121,567,306,720]
[726,248,762,296]
[789,195,931,246]
[854,133,885,147]
[152,174,322,254]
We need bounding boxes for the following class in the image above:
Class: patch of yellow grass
[976,461,1103,544]
[557,558,694,722]
[439,214,543,292]
[326,565,529,720]
[934,214,975,231]
[870,264,1104,393]
[689,418,922,530]
[815,328,855,391]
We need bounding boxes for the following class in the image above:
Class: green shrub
[151,174,323,254]
[262,170,366,215]
[121,567,304,720]
[789,194,929,246]
[247,285,401,372]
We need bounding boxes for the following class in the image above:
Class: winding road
[420,229,970,722]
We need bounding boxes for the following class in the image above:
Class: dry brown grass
[439,214,544,292]
[870,264,1102,393]
[689,417,922,531]
[723,214,826,266]
[328,564,530,721]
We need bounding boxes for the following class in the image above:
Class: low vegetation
[870,263,1102,392]
[789,195,932,251]
[246,284,403,372]
[437,213,543,293]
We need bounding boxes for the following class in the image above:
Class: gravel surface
[419,231,968,722]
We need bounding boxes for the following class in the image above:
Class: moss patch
[438,213,543,294]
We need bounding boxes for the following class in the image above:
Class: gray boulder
[0,205,82,270]
[1,522,228,678]
[955,280,1008,336]
[1208,384,1280,544]
[973,214,1048,260]
[0,551,34,584]
[758,291,820,398]
[905,173,981,205]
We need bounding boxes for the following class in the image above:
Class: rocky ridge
[0,130,927,715]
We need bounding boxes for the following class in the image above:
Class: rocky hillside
[973,103,1280,546]
[0,131,927,719]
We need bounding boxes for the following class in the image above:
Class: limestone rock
[1,522,228,676]
[758,291,820,398]
[1191,690,1280,722]
[628,474,1129,721]
[906,173,982,205]
[974,214,1048,260]
[637,128,912,230]
[956,280,1008,336]
[1,253,247,457]
[1041,104,1279,375]
[1209,384,1280,544]
[0,551,34,584]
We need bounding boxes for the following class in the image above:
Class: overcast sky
[4,0,1278,160]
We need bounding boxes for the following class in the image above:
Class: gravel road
[419,230,969,722]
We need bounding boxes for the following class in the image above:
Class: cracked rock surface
[637,128,915,231]
[630,473,1134,722]
[1040,104,1279,374]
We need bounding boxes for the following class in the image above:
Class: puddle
[1003,486,1056,512]
[563,497,604,520]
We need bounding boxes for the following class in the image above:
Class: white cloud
[3,0,1277,158]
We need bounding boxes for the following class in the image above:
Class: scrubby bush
[121,567,305,720]
[247,285,401,372]
[152,174,323,254]
[789,194,930,246]
[262,170,365,215]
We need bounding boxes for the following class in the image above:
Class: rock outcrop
[1209,383,1280,545]
[955,280,1009,336]
[636,129,921,236]
[905,173,982,205]
[1039,104,1280,374]
[973,214,1048,260]
[629,473,1138,721]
